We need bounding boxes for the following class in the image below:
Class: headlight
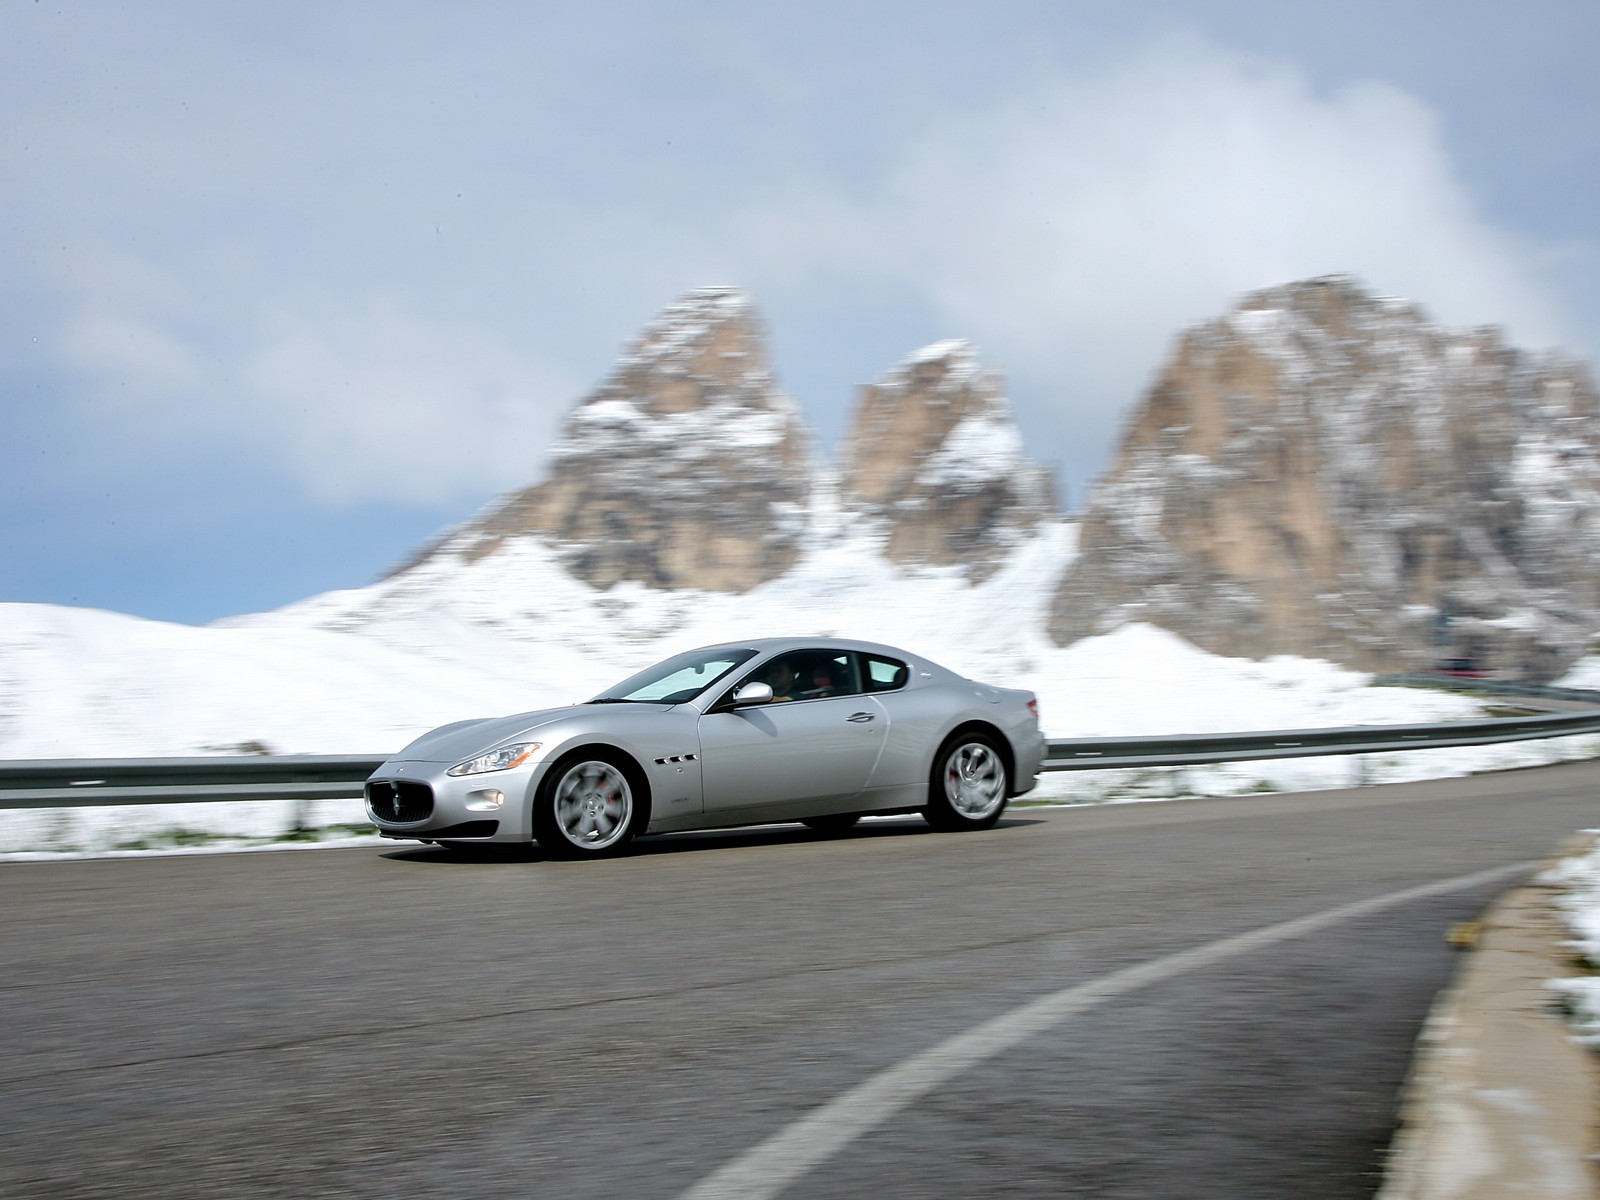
[447,742,542,777]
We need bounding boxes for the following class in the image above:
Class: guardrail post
[1350,755,1368,789]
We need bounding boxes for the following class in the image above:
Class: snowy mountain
[1051,276,1600,681]
[841,339,1056,576]
[7,277,1600,852]
[407,287,816,593]
[401,288,1059,595]
[0,286,1079,763]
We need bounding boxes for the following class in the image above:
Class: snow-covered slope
[0,506,1488,761]
[10,496,1585,854]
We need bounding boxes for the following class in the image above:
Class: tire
[801,813,862,835]
[924,733,1009,831]
[532,752,644,858]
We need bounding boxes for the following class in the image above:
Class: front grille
[366,779,434,824]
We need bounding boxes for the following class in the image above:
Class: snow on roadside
[1554,657,1600,691]
[1543,833,1600,1047]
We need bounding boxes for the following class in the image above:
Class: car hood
[389,703,673,764]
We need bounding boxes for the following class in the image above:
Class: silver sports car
[365,637,1044,857]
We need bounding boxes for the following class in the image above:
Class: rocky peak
[841,340,1055,574]
[440,286,815,592]
[1049,275,1600,680]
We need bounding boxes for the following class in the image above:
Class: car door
[697,651,887,813]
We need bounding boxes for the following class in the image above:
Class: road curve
[5,761,1599,1199]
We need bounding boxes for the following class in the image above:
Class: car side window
[861,654,909,693]
[736,651,862,703]
[798,652,859,700]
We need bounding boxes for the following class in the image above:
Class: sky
[4,0,1597,625]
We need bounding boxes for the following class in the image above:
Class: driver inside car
[765,659,799,701]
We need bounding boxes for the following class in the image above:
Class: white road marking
[678,861,1530,1200]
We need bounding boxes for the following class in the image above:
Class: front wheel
[533,753,643,858]
[924,733,1008,831]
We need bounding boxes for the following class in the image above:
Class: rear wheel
[924,733,1008,831]
[533,753,643,858]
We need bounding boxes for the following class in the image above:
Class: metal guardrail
[4,701,1600,808]
[1374,673,1600,706]
[1040,708,1600,771]
[0,755,386,810]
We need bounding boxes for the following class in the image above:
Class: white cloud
[46,257,580,506]
[16,23,1586,520]
[237,299,581,505]
[47,246,208,406]
[730,34,1576,453]
[57,311,207,404]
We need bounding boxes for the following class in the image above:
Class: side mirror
[732,681,774,707]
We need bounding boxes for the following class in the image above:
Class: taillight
[1027,698,1039,723]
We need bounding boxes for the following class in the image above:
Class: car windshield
[593,647,759,705]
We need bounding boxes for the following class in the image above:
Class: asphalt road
[5,762,1599,1199]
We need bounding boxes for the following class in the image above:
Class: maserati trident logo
[388,782,403,820]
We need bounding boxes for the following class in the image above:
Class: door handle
[847,712,876,723]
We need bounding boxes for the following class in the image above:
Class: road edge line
[679,861,1531,1200]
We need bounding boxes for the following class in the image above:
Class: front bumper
[365,760,535,843]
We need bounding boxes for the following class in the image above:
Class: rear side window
[861,654,909,693]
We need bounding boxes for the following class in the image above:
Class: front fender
[519,710,705,832]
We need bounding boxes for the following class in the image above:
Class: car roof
[684,636,943,668]
[689,635,903,654]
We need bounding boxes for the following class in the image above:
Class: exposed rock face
[840,340,1055,574]
[1049,276,1600,681]
[448,287,815,592]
